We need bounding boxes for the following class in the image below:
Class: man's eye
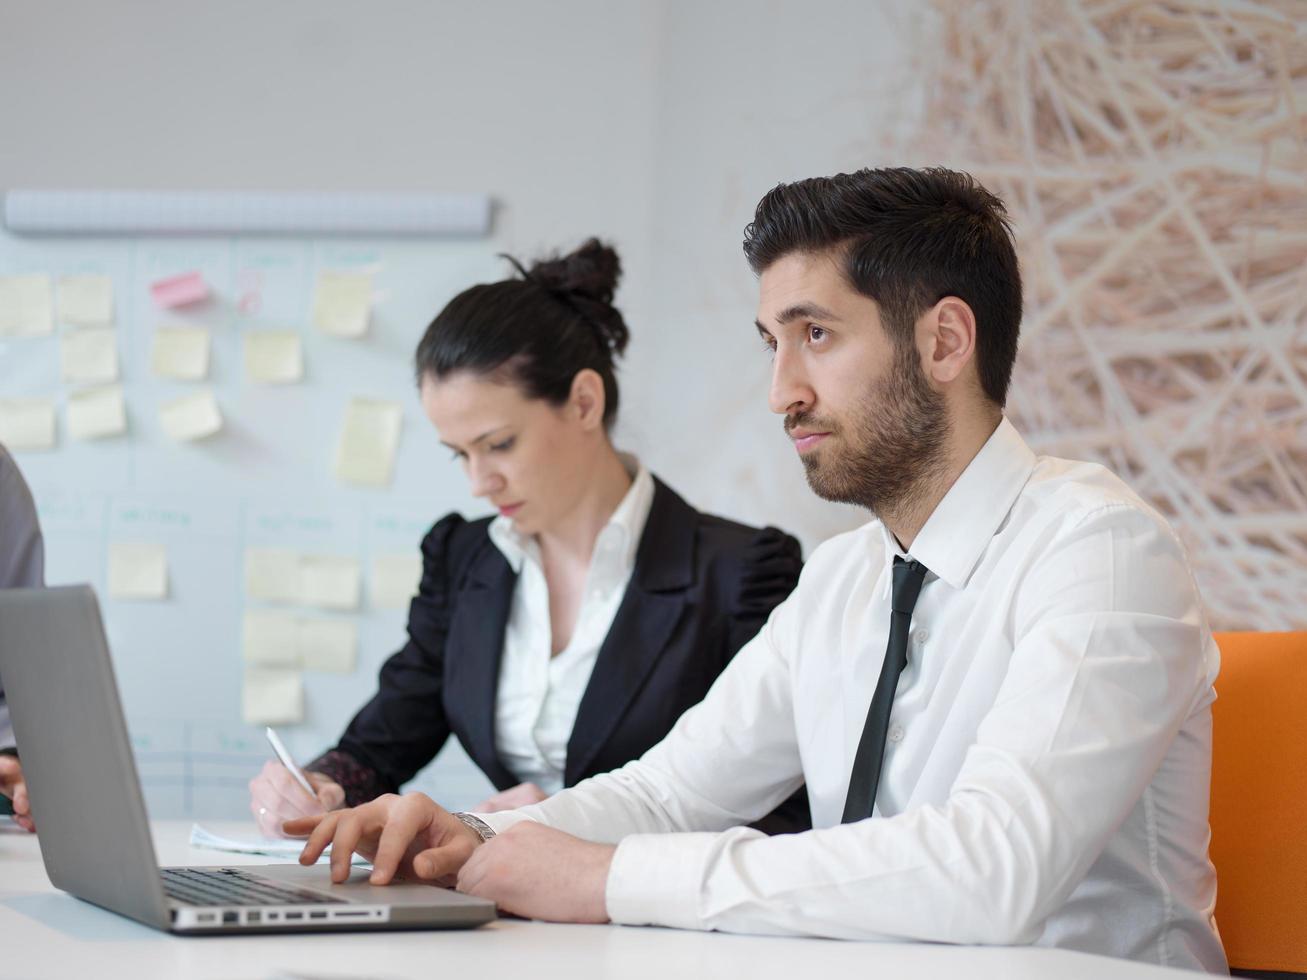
[761,338,777,355]
[808,324,826,343]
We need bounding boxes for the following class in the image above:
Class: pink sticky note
[150,271,209,309]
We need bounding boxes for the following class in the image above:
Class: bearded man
[290,167,1227,975]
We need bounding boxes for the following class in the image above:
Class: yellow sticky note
[67,385,127,440]
[0,274,53,337]
[159,389,222,441]
[241,548,299,603]
[60,327,120,384]
[312,271,372,338]
[242,611,301,666]
[244,548,302,603]
[242,668,303,725]
[371,553,422,610]
[297,618,357,673]
[299,554,360,611]
[150,325,211,381]
[334,398,402,488]
[244,330,303,384]
[0,398,57,450]
[108,541,168,600]
[57,274,113,325]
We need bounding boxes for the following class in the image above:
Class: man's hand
[0,755,35,833]
[248,760,345,839]
[284,792,482,887]
[473,781,548,813]
[456,822,614,923]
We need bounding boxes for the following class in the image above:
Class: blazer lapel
[565,479,695,785]
[443,541,518,789]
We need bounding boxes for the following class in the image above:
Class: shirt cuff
[475,809,539,836]
[605,832,720,931]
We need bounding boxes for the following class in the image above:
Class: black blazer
[323,477,805,827]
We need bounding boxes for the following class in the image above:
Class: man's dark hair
[743,167,1022,407]
[414,238,630,428]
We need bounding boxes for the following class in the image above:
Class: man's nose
[768,343,814,416]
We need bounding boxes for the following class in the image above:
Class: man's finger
[444,839,486,889]
[369,801,432,885]
[328,810,367,884]
[293,811,338,864]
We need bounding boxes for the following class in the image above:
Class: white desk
[1,820,1196,980]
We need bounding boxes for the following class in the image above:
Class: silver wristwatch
[451,812,497,843]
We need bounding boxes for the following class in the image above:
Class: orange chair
[1210,631,1307,978]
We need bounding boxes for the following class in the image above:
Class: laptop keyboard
[161,867,347,907]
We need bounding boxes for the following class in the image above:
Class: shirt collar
[883,417,1037,591]
[488,454,655,577]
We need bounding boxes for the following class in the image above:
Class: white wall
[0,0,936,815]
[1,0,918,553]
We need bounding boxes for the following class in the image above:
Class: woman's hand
[248,760,345,839]
[473,781,548,812]
[285,792,483,886]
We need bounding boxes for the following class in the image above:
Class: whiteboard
[0,231,507,818]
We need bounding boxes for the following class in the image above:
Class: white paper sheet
[57,274,114,325]
[311,270,372,338]
[66,384,127,440]
[334,398,402,488]
[60,327,120,383]
[159,389,223,441]
[0,398,56,450]
[107,541,169,600]
[297,618,357,674]
[298,554,361,611]
[371,553,422,610]
[0,274,53,337]
[188,823,370,865]
[242,610,301,666]
[244,330,303,384]
[244,548,302,603]
[150,325,211,380]
[242,668,304,725]
[243,611,357,674]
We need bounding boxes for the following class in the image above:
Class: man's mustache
[784,412,838,435]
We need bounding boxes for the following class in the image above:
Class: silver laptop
[0,585,496,934]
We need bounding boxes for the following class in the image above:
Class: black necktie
[841,556,929,823]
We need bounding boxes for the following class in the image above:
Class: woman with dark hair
[249,239,806,834]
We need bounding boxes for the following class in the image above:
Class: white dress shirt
[480,419,1227,974]
[487,457,654,794]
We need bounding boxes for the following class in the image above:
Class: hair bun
[518,238,629,359]
[527,238,622,305]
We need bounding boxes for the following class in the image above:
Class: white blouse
[487,457,654,794]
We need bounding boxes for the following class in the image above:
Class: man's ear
[570,369,607,430]
[921,296,977,386]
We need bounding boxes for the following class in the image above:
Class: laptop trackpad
[244,863,491,909]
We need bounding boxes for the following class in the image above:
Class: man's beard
[787,342,950,516]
